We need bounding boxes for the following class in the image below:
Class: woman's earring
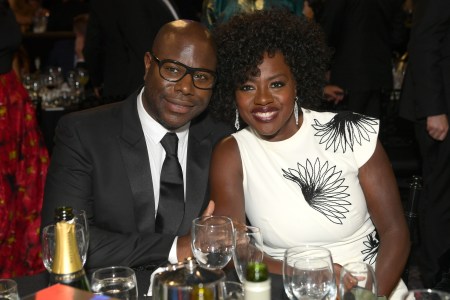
[294,97,299,126]
[235,108,240,130]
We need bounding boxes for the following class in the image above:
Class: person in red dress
[0,0,49,277]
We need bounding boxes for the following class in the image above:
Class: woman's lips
[251,108,278,122]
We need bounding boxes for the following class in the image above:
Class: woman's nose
[254,87,273,105]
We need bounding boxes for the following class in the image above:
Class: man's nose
[174,73,195,94]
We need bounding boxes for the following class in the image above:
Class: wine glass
[41,223,88,271]
[339,262,377,300]
[233,225,264,283]
[73,209,89,252]
[404,289,450,300]
[91,266,138,299]
[191,216,234,270]
[291,259,335,300]
[283,245,336,300]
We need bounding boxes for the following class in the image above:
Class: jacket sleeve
[407,0,450,118]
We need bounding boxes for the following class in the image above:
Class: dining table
[13,267,290,299]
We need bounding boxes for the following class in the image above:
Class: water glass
[0,279,19,300]
[404,289,450,300]
[233,225,264,283]
[222,281,244,300]
[91,266,138,299]
[191,216,234,270]
[283,245,336,300]
[339,262,377,300]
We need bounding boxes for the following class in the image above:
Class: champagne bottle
[244,262,271,300]
[49,206,91,291]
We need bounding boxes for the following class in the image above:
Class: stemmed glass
[339,262,377,300]
[41,210,89,271]
[191,216,234,270]
[232,225,264,283]
[283,245,336,300]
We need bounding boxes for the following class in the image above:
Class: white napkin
[145,267,166,297]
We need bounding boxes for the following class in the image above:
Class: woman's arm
[210,136,246,223]
[210,136,285,274]
[360,140,410,297]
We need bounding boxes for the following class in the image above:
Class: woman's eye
[239,85,254,91]
[271,81,285,88]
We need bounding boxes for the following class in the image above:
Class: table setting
[6,212,450,300]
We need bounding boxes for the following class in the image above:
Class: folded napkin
[145,267,166,297]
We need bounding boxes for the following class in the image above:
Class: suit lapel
[118,92,156,232]
[181,115,214,234]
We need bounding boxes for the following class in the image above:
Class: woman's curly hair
[210,8,332,125]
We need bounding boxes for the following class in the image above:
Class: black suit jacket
[83,0,178,100]
[41,89,234,272]
[320,0,403,92]
[399,0,450,121]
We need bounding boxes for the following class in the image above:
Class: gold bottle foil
[52,221,83,275]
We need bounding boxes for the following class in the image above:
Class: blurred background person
[319,0,406,119]
[202,0,305,29]
[399,0,450,289]
[0,0,49,278]
[83,0,178,103]
[44,12,88,77]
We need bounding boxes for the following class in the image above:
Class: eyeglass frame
[149,52,217,90]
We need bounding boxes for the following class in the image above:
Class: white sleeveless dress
[232,108,408,299]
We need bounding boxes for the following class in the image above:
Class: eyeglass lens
[159,61,215,89]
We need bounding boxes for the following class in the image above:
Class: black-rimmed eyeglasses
[149,52,216,90]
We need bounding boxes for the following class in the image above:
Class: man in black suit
[83,0,179,102]
[41,19,233,292]
[400,0,450,288]
[319,0,404,118]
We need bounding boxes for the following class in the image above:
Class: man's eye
[163,63,182,74]
[271,81,285,88]
[193,72,211,81]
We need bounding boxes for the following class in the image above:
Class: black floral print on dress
[282,158,351,224]
[361,230,379,264]
[312,111,378,153]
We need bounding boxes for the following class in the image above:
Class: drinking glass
[233,225,264,283]
[283,245,336,300]
[191,216,234,270]
[404,289,450,300]
[41,223,88,271]
[73,209,89,252]
[222,281,244,300]
[76,67,90,87]
[91,266,138,300]
[339,262,377,300]
[0,279,19,300]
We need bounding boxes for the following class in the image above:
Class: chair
[402,175,422,285]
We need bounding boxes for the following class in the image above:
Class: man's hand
[427,114,449,141]
[324,85,345,105]
[202,200,215,217]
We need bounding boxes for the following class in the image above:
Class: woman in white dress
[209,9,410,299]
